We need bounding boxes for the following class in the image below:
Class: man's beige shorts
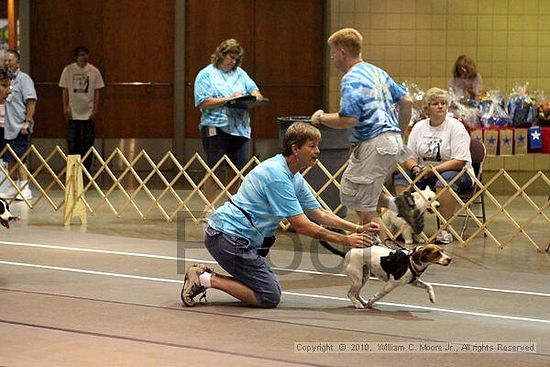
[340,132,404,212]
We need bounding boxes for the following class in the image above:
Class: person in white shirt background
[59,46,105,172]
[1,49,37,202]
[394,87,474,244]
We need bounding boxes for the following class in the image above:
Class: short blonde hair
[327,28,363,58]
[425,87,448,106]
[210,39,244,70]
[282,122,321,157]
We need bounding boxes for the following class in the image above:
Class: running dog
[0,198,17,229]
[320,241,451,309]
[382,187,439,245]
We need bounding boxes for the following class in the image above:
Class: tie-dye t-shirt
[339,62,406,144]
[194,64,259,138]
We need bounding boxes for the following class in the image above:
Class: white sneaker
[435,230,454,244]
[15,186,32,201]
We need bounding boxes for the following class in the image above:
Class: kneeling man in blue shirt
[181,122,379,308]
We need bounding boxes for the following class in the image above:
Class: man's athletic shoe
[181,264,213,307]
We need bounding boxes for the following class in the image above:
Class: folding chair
[456,138,487,237]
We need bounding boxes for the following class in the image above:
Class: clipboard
[225,95,270,109]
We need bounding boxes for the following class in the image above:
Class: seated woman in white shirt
[394,87,474,244]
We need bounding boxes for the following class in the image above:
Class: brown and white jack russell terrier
[321,241,452,309]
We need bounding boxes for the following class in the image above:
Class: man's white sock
[387,197,398,212]
[19,180,28,188]
[199,272,212,288]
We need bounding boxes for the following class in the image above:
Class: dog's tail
[318,240,347,257]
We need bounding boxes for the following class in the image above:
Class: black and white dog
[381,187,439,245]
[0,198,17,229]
[321,241,452,308]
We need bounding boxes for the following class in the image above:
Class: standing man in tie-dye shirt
[311,28,423,241]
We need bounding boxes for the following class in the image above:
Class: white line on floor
[1,259,549,325]
[0,260,180,283]
[2,240,550,298]
[0,240,183,261]
[283,291,550,324]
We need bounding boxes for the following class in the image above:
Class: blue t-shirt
[208,154,321,247]
[194,64,259,138]
[339,62,406,144]
[4,69,37,140]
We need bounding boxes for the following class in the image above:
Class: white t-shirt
[59,63,105,120]
[407,116,474,177]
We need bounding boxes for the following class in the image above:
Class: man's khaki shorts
[340,132,404,212]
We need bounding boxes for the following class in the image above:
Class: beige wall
[328,0,550,111]
[328,0,550,172]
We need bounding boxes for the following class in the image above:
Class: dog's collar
[408,252,425,280]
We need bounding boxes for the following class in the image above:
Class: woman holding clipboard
[194,39,264,213]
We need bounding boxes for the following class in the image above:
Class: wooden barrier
[0,144,548,252]
[64,155,87,225]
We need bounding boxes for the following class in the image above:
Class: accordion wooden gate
[0,144,548,252]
